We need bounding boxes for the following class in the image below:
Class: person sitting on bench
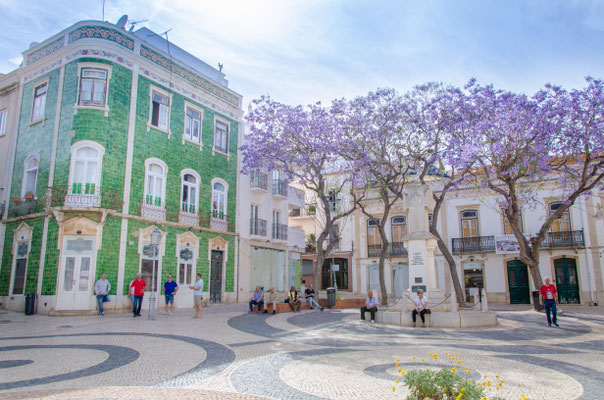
[304,284,324,311]
[249,286,264,312]
[288,285,301,312]
[412,289,430,327]
[263,287,278,314]
[361,290,380,323]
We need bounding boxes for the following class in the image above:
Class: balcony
[288,226,305,248]
[272,223,288,240]
[250,218,267,236]
[541,230,585,249]
[390,242,408,256]
[7,197,46,218]
[203,210,234,232]
[179,203,198,226]
[367,243,408,258]
[452,236,496,254]
[290,204,316,218]
[250,171,268,192]
[272,179,288,198]
[0,201,5,220]
[49,185,122,210]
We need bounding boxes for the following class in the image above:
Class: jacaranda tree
[241,96,359,296]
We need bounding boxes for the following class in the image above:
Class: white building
[236,146,306,300]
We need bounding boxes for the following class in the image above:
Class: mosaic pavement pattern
[0,304,602,399]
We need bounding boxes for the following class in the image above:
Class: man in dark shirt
[304,284,324,311]
[164,275,178,315]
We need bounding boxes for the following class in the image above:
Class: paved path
[0,304,602,399]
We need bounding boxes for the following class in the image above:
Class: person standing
[249,286,264,312]
[263,287,277,314]
[412,289,430,328]
[189,273,204,318]
[540,276,559,327]
[304,284,324,311]
[361,290,380,323]
[130,273,146,317]
[94,273,111,316]
[164,275,178,315]
[288,285,301,312]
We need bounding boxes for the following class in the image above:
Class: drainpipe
[236,235,240,303]
[580,196,595,305]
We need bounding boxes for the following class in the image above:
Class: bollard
[481,288,489,312]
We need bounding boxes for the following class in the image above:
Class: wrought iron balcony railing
[452,236,496,254]
[49,185,122,210]
[272,179,288,197]
[250,171,268,191]
[541,230,585,249]
[368,244,382,257]
[7,196,46,218]
[272,223,288,240]
[200,210,235,232]
[367,243,408,257]
[250,218,267,236]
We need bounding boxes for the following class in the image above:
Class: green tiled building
[0,19,243,314]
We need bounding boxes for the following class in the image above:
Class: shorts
[194,295,203,306]
[165,294,174,304]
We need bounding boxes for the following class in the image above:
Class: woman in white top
[412,289,430,328]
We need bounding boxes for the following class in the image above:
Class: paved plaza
[0,304,603,400]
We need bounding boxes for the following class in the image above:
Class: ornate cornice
[26,37,64,65]
[140,44,240,108]
[68,25,135,51]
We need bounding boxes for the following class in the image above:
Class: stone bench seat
[251,301,311,313]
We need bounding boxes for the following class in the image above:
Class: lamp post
[148,227,162,320]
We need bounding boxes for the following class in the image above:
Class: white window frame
[31,79,49,124]
[67,141,105,200]
[74,62,112,116]
[143,158,168,209]
[211,178,228,219]
[391,215,407,242]
[212,116,230,157]
[0,108,7,136]
[147,85,172,136]
[180,169,201,215]
[21,154,40,198]
[10,223,33,296]
[183,101,203,149]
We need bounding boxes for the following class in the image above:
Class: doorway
[392,264,409,298]
[554,258,580,304]
[58,237,96,310]
[140,243,160,310]
[507,260,530,304]
[210,250,223,303]
[177,247,195,309]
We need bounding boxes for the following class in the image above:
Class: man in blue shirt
[249,286,264,312]
[164,275,178,315]
[360,290,380,323]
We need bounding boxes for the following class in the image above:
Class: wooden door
[554,258,580,304]
[507,260,530,304]
[210,250,223,303]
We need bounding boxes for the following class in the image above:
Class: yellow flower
[481,397,487,400]
[396,358,400,362]
[457,360,462,364]
[442,388,446,393]
[482,382,487,386]
[412,356,416,360]
[451,367,457,372]
[398,369,401,373]
[395,362,399,367]
[421,358,425,362]
[392,386,395,392]
[498,382,502,387]
[487,381,491,386]
[461,388,465,392]
[455,353,459,356]
[495,375,499,378]
[521,396,527,400]
[466,371,471,375]
[452,357,456,361]
[396,379,399,383]
[468,381,472,386]
[402,369,406,375]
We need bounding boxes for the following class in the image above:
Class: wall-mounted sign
[495,235,520,254]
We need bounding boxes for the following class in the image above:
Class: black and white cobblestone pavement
[0,304,602,399]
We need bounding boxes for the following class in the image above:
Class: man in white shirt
[189,273,204,319]
[412,289,430,327]
[361,290,380,323]
[94,273,111,316]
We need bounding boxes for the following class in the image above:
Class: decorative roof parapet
[69,25,135,51]
[139,44,240,108]
[26,37,64,65]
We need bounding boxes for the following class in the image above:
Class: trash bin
[532,290,543,311]
[327,287,336,307]
[25,292,36,315]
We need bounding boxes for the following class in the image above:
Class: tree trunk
[430,227,465,307]
[378,240,389,306]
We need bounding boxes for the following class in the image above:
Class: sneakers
[553,322,559,327]
[272,310,276,314]
[101,312,104,316]
[548,323,552,327]
[361,318,366,322]
[168,311,173,315]
[371,320,375,323]
[320,307,325,311]
[412,322,416,327]
[263,310,268,314]
[421,323,426,328]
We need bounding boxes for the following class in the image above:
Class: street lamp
[148,227,162,320]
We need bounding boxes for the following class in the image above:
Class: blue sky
[1,0,603,106]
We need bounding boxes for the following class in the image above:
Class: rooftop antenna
[218,63,224,72]
[102,0,105,21]
[128,19,149,32]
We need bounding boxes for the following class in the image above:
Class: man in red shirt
[539,276,559,327]
[130,273,146,317]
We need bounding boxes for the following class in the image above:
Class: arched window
[181,173,198,214]
[144,159,167,208]
[367,219,381,257]
[549,201,571,232]
[391,216,406,243]
[22,155,39,197]
[69,143,104,196]
[460,209,479,237]
[211,180,227,219]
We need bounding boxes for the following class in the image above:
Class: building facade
[236,158,306,298]
[0,19,243,314]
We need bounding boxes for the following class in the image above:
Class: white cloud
[8,56,22,66]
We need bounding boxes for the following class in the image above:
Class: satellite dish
[116,15,128,29]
